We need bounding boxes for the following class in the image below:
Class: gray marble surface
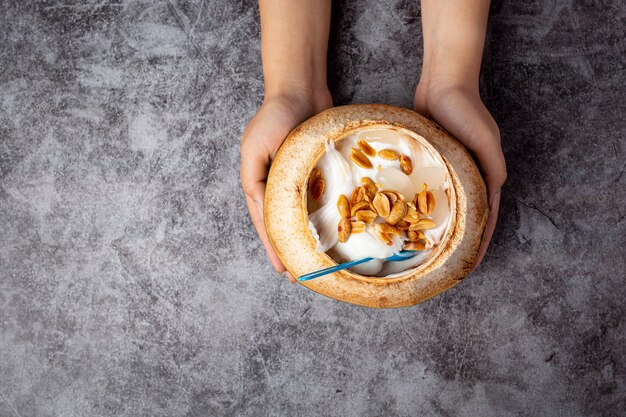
[1,1,625,416]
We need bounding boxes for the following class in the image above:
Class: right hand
[240,90,332,282]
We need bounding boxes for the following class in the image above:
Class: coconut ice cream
[264,104,488,307]
[307,126,454,277]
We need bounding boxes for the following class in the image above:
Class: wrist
[264,83,332,115]
[262,47,329,103]
[418,52,481,98]
[417,77,479,99]
[414,75,481,118]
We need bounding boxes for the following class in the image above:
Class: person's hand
[241,90,332,282]
[416,0,505,269]
[415,82,507,268]
[244,0,331,281]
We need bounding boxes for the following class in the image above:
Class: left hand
[415,82,507,269]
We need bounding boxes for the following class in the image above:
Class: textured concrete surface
[1,0,625,416]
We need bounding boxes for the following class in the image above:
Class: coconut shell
[264,104,488,308]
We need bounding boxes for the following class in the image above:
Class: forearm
[419,0,491,92]
[259,0,331,98]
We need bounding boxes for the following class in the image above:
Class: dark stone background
[1,1,624,416]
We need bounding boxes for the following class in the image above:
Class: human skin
[240,0,333,282]
[240,0,506,281]
[414,0,507,268]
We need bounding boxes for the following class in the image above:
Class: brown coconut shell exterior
[264,104,488,308]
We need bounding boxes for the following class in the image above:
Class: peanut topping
[395,220,411,231]
[355,209,377,224]
[372,192,391,218]
[374,224,393,246]
[409,218,436,231]
[404,241,426,251]
[400,155,413,175]
[350,201,370,217]
[357,139,377,157]
[337,194,351,218]
[308,128,451,273]
[350,147,373,169]
[386,200,408,226]
[309,168,325,201]
[350,186,365,206]
[351,221,366,234]
[378,223,402,236]
[407,230,426,242]
[378,149,400,160]
[338,218,352,243]
[416,183,435,215]
[360,177,378,198]
[330,181,437,246]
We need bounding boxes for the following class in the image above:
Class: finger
[285,271,296,283]
[470,144,506,270]
[472,188,501,270]
[241,147,286,273]
[245,192,286,273]
[473,145,507,192]
[240,144,270,201]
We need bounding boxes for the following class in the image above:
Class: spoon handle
[297,257,375,282]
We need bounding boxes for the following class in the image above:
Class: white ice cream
[307,126,453,277]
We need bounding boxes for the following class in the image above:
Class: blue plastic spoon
[297,250,418,282]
